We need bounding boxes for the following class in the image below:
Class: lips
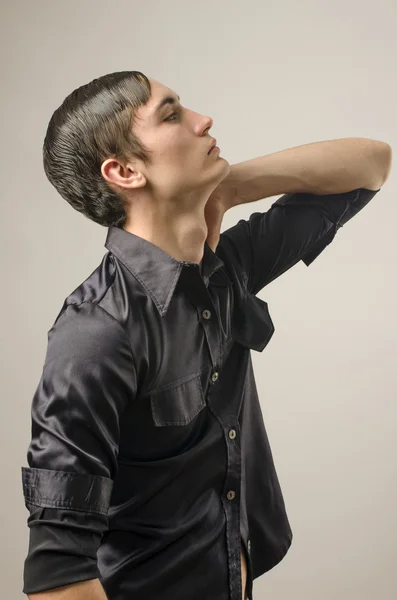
[208,139,217,154]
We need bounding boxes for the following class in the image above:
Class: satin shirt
[21,187,379,599]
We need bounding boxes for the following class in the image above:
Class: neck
[123,203,208,264]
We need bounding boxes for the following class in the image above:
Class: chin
[218,157,231,178]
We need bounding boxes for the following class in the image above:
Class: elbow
[380,142,393,186]
[367,141,393,190]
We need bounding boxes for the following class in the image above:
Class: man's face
[126,78,230,204]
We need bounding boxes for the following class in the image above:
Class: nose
[202,114,213,135]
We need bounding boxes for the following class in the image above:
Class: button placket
[220,418,244,600]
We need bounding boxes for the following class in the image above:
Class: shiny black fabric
[21,187,380,599]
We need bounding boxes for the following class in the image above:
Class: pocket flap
[149,373,206,427]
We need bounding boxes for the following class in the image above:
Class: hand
[204,180,237,252]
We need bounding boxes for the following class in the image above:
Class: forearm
[224,137,392,208]
[28,578,108,600]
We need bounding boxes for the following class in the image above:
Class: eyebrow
[154,94,181,115]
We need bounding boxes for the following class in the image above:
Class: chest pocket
[149,372,206,427]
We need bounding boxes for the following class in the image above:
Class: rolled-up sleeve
[220,187,380,296]
[21,302,137,595]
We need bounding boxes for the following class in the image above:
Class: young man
[21,72,391,600]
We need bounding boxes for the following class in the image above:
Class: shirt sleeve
[219,187,380,296]
[21,301,137,595]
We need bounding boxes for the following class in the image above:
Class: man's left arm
[223,137,392,205]
[212,138,392,296]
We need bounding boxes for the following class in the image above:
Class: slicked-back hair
[43,71,152,228]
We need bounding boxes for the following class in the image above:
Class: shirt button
[226,490,235,500]
[211,371,219,383]
[247,540,251,553]
[202,309,211,320]
[228,429,236,440]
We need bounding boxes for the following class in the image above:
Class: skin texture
[27,577,108,600]
[101,77,232,262]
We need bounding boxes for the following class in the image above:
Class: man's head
[43,71,230,230]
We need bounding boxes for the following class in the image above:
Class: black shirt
[21,187,379,600]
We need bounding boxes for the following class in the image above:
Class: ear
[101,158,147,190]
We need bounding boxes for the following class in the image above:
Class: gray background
[1,1,396,598]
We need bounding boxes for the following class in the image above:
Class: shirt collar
[104,226,225,317]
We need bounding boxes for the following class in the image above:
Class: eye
[165,111,179,122]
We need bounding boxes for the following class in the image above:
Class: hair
[42,71,153,229]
